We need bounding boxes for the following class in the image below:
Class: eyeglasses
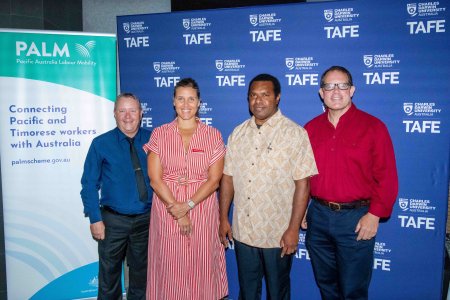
[322,83,351,91]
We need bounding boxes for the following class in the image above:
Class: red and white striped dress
[143,119,228,300]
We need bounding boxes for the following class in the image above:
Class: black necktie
[126,137,148,203]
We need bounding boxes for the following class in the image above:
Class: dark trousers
[234,239,293,300]
[305,200,375,300]
[98,208,150,300]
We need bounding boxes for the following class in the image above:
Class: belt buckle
[177,175,188,186]
[328,202,341,211]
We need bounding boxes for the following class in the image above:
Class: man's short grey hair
[114,93,142,111]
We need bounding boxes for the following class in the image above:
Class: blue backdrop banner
[117,0,450,299]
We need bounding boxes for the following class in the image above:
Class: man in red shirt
[303,66,398,300]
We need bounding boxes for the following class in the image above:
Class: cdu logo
[404,103,413,115]
[285,58,294,70]
[75,41,96,57]
[364,55,373,68]
[324,9,333,22]
[183,19,190,30]
[399,198,409,211]
[250,14,258,26]
[123,23,130,34]
[407,3,417,17]
[153,62,161,73]
[215,60,224,71]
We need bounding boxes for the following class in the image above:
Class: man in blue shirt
[81,93,152,300]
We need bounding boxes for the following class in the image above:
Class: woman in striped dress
[143,78,228,300]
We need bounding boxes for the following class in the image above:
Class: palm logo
[75,41,96,57]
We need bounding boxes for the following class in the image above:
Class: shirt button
[331,149,334,151]
[333,136,335,138]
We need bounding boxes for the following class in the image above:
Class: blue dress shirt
[81,127,152,223]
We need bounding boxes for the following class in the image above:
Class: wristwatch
[187,199,196,209]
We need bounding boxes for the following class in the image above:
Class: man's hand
[301,209,308,230]
[177,215,193,236]
[90,221,105,240]
[167,201,190,220]
[355,212,380,241]
[219,219,233,248]
[280,227,299,258]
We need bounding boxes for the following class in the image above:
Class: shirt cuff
[368,200,391,218]
[88,209,102,224]
[223,169,232,176]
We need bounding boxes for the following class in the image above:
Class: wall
[0,0,82,30]
[82,0,170,34]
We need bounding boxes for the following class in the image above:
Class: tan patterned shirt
[224,109,318,248]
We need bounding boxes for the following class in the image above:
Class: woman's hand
[177,215,192,236]
[167,201,191,220]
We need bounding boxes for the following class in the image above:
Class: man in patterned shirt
[219,74,318,300]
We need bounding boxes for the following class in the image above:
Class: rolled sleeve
[210,133,226,166]
[223,134,234,176]
[292,128,319,181]
[143,127,159,155]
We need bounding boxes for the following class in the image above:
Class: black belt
[102,205,146,218]
[311,196,371,211]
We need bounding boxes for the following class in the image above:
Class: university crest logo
[215,60,224,71]
[364,55,373,68]
[285,58,294,70]
[123,23,130,34]
[407,3,417,17]
[250,15,258,26]
[183,19,190,30]
[324,10,333,22]
[404,103,413,115]
[153,62,161,73]
[399,198,409,211]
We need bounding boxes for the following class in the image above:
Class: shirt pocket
[340,138,372,174]
[263,141,291,191]
[310,138,326,149]
[191,150,210,173]
[264,141,286,175]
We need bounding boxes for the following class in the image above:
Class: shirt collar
[249,109,283,129]
[168,119,178,132]
[116,126,142,142]
[338,102,357,122]
[168,118,207,134]
[324,103,357,126]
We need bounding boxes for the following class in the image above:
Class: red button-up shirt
[304,103,398,218]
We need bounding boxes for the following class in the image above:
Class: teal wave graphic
[5,236,68,274]
[7,250,55,282]
[7,209,94,261]
[30,262,108,300]
[5,223,81,268]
